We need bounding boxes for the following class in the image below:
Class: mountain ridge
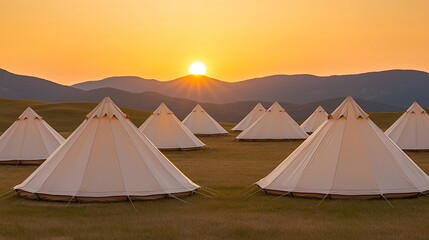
[0,67,416,122]
[72,69,429,106]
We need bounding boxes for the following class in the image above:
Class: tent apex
[18,107,43,120]
[86,97,127,119]
[407,101,425,113]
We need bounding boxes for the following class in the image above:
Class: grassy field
[0,98,428,239]
[0,98,152,136]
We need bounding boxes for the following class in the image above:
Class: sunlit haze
[0,1,428,85]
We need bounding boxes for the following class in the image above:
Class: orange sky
[0,1,428,85]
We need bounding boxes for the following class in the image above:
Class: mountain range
[1,68,425,122]
[73,70,429,107]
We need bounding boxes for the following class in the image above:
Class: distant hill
[72,76,164,93]
[0,98,152,137]
[74,75,236,103]
[0,68,84,101]
[233,70,429,107]
[73,70,429,107]
[0,68,405,122]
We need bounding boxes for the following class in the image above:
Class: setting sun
[189,61,206,75]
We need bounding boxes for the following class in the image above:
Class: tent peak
[231,103,266,131]
[1,108,64,164]
[301,106,329,133]
[315,106,326,113]
[255,103,265,111]
[183,104,227,135]
[237,101,307,140]
[18,107,42,120]
[386,101,429,150]
[407,102,426,113]
[192,104,205,112]
[153,103,173,115]
[86,97,127,119]
[329,97,368,119]
[268,102,284,112]
[140,103,205,149]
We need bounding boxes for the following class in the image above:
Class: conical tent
[182,104,228,135]
[0,107,65,165]
[231,103,266,132]
[301,106,328,133]
[385,102,429,150]
[236,102,308,141]
[14,98,199,202]
[257,97,429,199]
[139,103,205,150]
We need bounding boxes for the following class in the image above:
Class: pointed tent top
[230,103,266,132]
[385,101,429,150]
[254,103,266,111]
[315,106,326,113]
[86,97,127,119]
[268,102,284,112]
[330,96,368,119]
[406,102,426,113]
[18,107,43,120]
[2,107,65,163]
[182,104,227,135]
[192,104,205,112]
[300,105,329,133]
[153,103,173,115]
[140,102,205,149]
[236,101,308,140]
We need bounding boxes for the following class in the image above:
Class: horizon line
[0,67,427,86]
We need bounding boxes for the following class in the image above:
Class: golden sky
[0,0,428,85]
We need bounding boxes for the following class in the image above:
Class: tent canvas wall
[0,107,64,165]
[385,102,429,150]
[139,103,205,150]
[300,106,328,133]
[257,97,429,199]
[182,104,228,135]
[14,98,199,202]
[231,103,266,132]
[236,102,308,141]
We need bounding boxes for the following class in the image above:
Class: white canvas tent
[182,104,228,135]
[231,103,266,132]
[300,106,328,133]
[14,98,199,202]
[139,103,205,150]
[257,97,429,199]
[0,107,64,165]
[385,102,429,150]
[236,102,308,141]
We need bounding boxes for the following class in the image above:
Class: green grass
[0,98,428,239]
